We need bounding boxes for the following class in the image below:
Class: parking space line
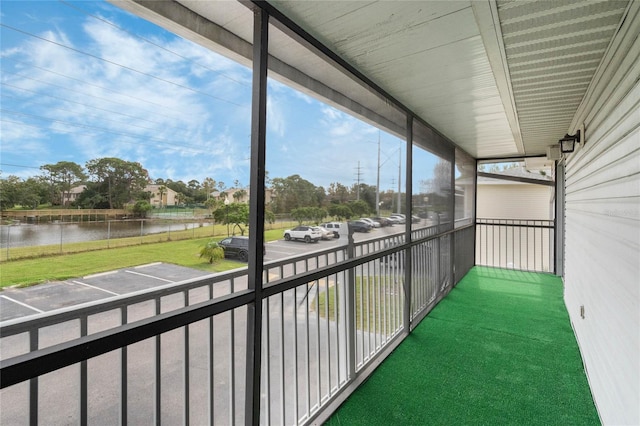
[84,271,118,279]
[0,295,44,313]
[133,262,162,268]
[125,270,174,283]
[72,281,120,296]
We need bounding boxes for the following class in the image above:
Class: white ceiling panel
[269,0,520,158]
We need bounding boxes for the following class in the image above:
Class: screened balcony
[1,1,638,425]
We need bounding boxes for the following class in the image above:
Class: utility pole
[355,161,361,200]
[376,132,381,216]
[390,178,396,212]
[397,143,402,214]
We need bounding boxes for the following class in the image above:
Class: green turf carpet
[325,266,599,425]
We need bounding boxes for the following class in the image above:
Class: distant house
[64,185,87,205]
[211,187,275,205]
[146,184,178,207]
[476,167,554,220]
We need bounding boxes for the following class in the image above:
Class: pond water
[0,220,205,248]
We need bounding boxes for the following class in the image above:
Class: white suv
[283,226,322,243]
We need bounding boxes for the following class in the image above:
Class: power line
[2,57,190,118]
[1,84,176,132]
[58,0,250,89]
[0,23,244,107]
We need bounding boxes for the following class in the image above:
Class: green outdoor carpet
[325,266,599,426]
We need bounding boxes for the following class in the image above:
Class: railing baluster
[293,285,299,424]
[315,279,321,410]
[280,291,285,424]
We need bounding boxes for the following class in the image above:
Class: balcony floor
[326,266,599,425]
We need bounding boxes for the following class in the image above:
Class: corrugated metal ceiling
[496,0,629,155]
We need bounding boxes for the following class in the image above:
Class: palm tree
[158,185,167,208]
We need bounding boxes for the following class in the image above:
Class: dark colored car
[348,220,371,233]
[219,236,265,261]
[373,217,393,227]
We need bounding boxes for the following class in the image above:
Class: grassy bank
[0,228,287,288]
[1,221,297,262]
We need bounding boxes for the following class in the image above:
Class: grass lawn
[1,228,286,288]
[315,276,404,333]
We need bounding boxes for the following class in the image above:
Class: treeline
[1,160,408,218]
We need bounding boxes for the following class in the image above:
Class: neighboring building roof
[477,166,553,185]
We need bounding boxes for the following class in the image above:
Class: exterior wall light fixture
[559,130,581,153]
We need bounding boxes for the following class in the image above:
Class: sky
[0,1,432,192]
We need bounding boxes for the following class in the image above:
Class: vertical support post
[554,160,565,276]
[245,6,268,425]
[403,115,413,333]
[473,159,478,266]
[80,315,88,426]
[121,307,128,426]
[29,331,38,425]
[450,149,456,284]
[346,226,356,378]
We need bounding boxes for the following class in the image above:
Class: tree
[0,176,21,210]
[233,188,247,202]
[74,182,108,208]
[202,177,216,201]
[40,161,86,206]
[85,158,149,209]
[327,182,350,203]
[131,200,152,218]
[348,199,370,216]
[0,176,48,210]
[431,160,451,196]
[199,240,224,264]
[328,204,353,220]
[205,197,219,216]
[158,185,167,208]
[270,174,323,213]
[264,209,276,226]
[213,202,249,235]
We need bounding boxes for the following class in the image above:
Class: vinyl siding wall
[477,183,553,220]
[563,5,640,424]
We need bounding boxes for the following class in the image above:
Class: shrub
[199,240,224,264]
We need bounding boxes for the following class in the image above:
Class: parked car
[360,218,380,228]
[319,222,343,238]
[389,214,406,224]
[411,215,421,223]
[386,216,401,224]
[312,226,334,240]
[348,220,372,232]
[283,226,322,243]
[373,216,393,227]
[219,236,250,261]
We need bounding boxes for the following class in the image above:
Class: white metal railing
[0,224,472,425]
[475,218,555,273]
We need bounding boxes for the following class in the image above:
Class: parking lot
[0,225,403,322]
